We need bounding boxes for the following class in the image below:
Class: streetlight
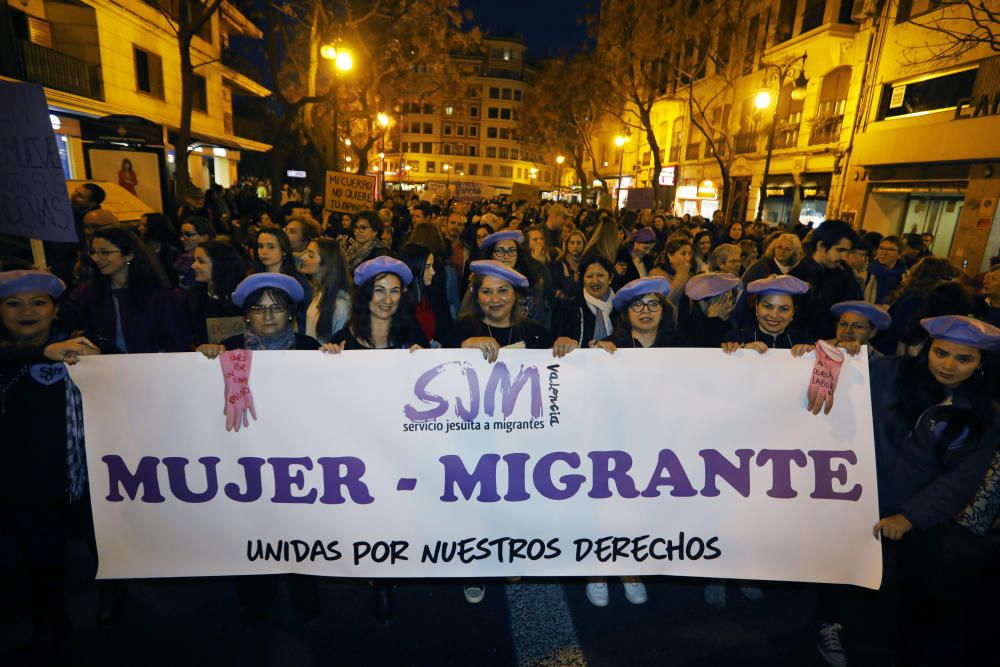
[555,155,565,201]
[321,43,354,172]
[529,167,538,184]
[614,135,629,210]
[754,54,807,226]
[443,162,450,188]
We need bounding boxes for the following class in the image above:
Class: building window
[499,148,509,159]
[409,122,421,133]
[801,0,826,33]
[511,149,519,160]
[133,46,165,99]
[470,106,479,118]
[467,86,480,98]
[877,67,977,120]
[456,144,466,155]
[483,165,493,176]
[489,87,500,99]
[469,164,478,175]
[514,90,522,101]
[499,128,511,140]
[192,74,207,112]
[445,105,454,116]
[896,0,913,23]
[487,127,498,138]
[502,88,512,100]
[455,163,464,173]
[774,0,796,44]
[811,66,851,144]
[743,15,760,76]
[773,83,804,148]
[500,166,513,178]
[408,160,420,172]
[443,124,452,136]
[422,103,434,114]
[486,146,497,158]
[443,144,452,155]
[469,126,478,137]
[423,122,433,134]
[457,126,465,137]
[488,107,499,119]
[427,161,436,173]
[422,142,433,154]
[500,108,511,120]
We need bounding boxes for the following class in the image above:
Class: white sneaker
[816,622,847,667]
[463,584,485,604]
[585,578,609,607]
[738,583,763,601]
[621,576,647,604]
[704,583,726,608]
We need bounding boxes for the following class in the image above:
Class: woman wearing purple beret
[721,275,814,356]
[591,276,678,351]
[817,316,1000,666]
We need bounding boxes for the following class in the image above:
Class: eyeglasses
[248,305,288,316]
[493,247,518,258]
[629,299,662,313]
[89,249,122,258]
[180,231,200,239]
[837,321,871,332]
[877,246,899,253]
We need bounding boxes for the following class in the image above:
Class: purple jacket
[61,283,191,353]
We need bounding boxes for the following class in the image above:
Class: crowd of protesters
[2,177,999,667]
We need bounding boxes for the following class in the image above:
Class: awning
[67,180,152,222]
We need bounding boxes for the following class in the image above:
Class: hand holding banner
[807,340,845,416]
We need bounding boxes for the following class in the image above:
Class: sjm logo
[403,362,543,422]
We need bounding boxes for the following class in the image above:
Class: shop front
[760,173,832,227]
[676,179,719,218]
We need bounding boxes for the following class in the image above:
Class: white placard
[69,349,882,588]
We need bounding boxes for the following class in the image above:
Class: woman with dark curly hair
[187,240,247,346]
[876,257,962,355]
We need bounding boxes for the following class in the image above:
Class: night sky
[463,0,593,58]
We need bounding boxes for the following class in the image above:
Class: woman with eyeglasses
[827,300,890,359]
[175,216,215,288]
[462,230,552,328]
[591,276,678,353]
[62,227,190,353]
[345,210,389,272]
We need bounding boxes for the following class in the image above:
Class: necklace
[484,321,514,346]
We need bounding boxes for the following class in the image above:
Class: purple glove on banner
[807,339,844,416]
[219,350,256,432]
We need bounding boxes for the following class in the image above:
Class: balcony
[773,119,800,150]
[9,39,103,100]
[809,113,844,145]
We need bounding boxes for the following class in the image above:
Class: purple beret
[469,260,529,288]
[232,273,305,306]
[631,227,655,243]
[480,230,524,249]
[685,272,742,301]
[613,277,670,311]
[831,300,891,330]
[0,270,66,299]
[920,316,1000,350]
[353,255,413,288]
[747,274,810,296]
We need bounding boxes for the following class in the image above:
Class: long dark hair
[890,344,997,443]
[252,228,300,277]
[899,281,974,347]
[611,292,676,344]
[141,213,176,247]
[462,272,525,326]
[348,272,419,348]
[89,227,167,308]
[198,240,246,302]
[311,238,351,343]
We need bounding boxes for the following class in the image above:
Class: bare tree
[903,0,1000,63]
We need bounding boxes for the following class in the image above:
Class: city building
[839,1,1000,273]
[0,0,270,213]
[384,36,556,197]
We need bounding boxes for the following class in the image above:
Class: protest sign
[453,182,483,203]
[69,349,882,588]
[510,182,540,205]
[0,82,76,242]
[324,171,377,213]
[626,188,655,209]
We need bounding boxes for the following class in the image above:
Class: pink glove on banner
[807,340,844,416]
[220,350,256,432]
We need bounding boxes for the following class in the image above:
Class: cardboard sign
[510,182,540,205]
[324,171,377,213]
[205,317,246,344]
[0,82,76,242]
[626,188,655,209]
[453,182,483,203]
[70,348,881,589]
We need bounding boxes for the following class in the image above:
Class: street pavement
[1,539,994,666]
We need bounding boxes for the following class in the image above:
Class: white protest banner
[0,81,77,242]
[69,349,882,588]
[323,170,377,213]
